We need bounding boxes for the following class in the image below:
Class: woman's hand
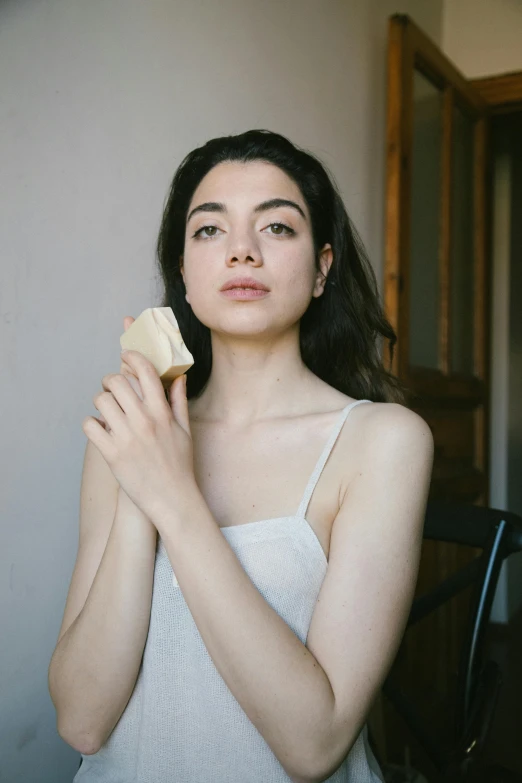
[82,318,194,523]
[98,317,143,432]
[117,317,157,530]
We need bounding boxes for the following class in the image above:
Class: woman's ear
[180,256,190,303]
[313,244,333,297]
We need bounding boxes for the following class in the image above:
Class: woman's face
[181,160,332,339]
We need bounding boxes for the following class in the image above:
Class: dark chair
[376,500,522,782]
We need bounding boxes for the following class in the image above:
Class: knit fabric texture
[74,399,384,782]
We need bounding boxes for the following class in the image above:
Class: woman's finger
[93,389,127,434]
[120,318,143,398]
[82,414,114,454]
[99,373,140,432]
[124,373,144,401]
[97,413,118,435]
[120,351,167,410]
[91,316,138,436]
[169,375,191,436]
[120,359,136,377]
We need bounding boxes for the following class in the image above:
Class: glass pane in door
[450,106,475,375]
[409,70,443,370]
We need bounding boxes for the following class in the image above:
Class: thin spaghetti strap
[296,399,373,519]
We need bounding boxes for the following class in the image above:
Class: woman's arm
[49,483,157,755]
[151,403,434,783]
[307,404,433,778]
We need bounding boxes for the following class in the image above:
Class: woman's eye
[192,222,295,240]
[193,225,221,239]
[266,222,295,236]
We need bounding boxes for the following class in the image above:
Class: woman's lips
[220,288,269,299]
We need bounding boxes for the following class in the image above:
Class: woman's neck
[188,331,319,425]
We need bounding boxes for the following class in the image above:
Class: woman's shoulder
[359,399,431,432]
[321,386,423,427]
[327,397,433,512]
[313,376,419,428]
[349,399,434,462]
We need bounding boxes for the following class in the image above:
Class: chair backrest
[424,501,522,738]
[382,500,522,775]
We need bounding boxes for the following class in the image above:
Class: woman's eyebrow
[186,198,306,224]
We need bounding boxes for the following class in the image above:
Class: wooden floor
[480,607,522,773]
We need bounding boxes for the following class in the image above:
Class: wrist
[112,496,158,553]
[116,487,156,530]
[152,476,205,537]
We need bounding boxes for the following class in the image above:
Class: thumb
[169,375,190,436]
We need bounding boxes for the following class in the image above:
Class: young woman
[49,129,434,782]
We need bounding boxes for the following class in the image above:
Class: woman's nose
[226,232,262,266]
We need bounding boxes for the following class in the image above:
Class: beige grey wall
[0,1,443,779]
[443,0,522,78]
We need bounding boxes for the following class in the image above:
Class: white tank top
[74,398,384,782]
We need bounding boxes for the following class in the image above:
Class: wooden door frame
[385,14,491,503]
[473,73,522,625]
[385,15,489,396]
[378,18,509,769]
[472,71,522,114]
[471,72,522,510]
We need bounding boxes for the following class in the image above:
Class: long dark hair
[155,129,407,404]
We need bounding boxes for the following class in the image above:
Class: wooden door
[380,14,492,773]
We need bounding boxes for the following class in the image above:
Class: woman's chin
[192,301,305,338]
